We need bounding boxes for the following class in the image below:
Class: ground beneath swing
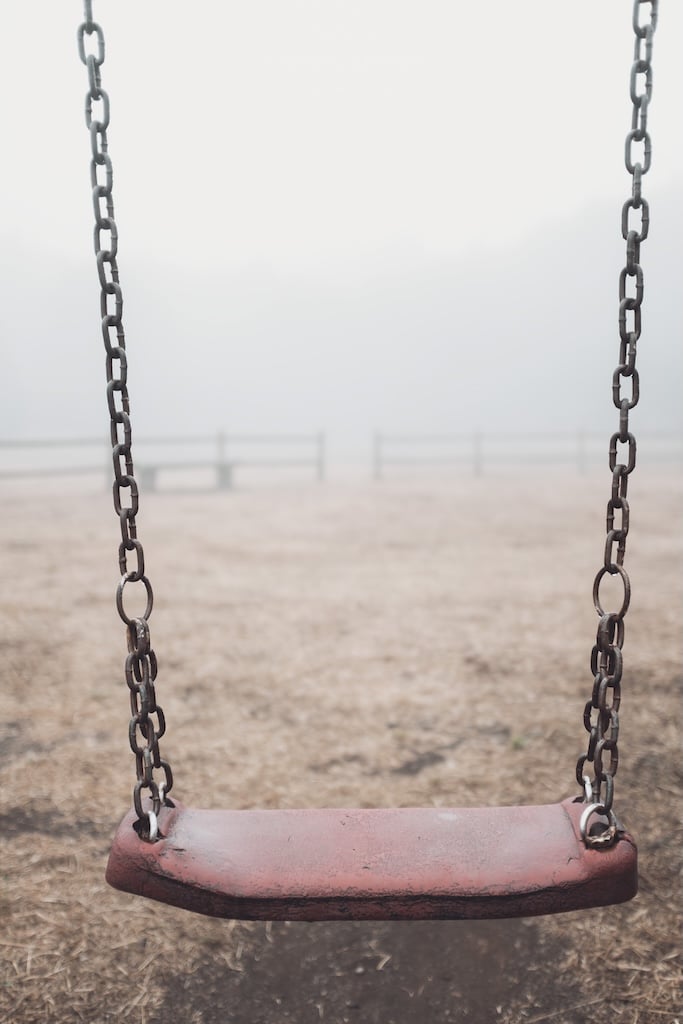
[0,468,681,1024]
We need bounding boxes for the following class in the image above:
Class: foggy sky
[1,2,681,459]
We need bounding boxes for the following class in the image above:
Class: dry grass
[0,468,681,1023]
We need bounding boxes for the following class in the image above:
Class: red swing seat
[106,797,637,921]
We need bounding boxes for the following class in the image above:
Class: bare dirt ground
[1,467,681,1023]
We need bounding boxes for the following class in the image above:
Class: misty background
[1,2,681,465]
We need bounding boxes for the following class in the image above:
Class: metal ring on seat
[579,802,619,847]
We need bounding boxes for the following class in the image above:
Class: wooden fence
[2,430,680,485]
[372,430,683,479]
[0,432,326,490]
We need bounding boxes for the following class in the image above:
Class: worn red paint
[105,797,637,921]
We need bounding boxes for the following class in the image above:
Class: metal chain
[577,0,658,846]
[77,0,658,845]
[78,1,173,840]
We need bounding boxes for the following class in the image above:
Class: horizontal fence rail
[0,431,326,490]
[2,431,680,484]
[0,436,108,480]
[373,431,683,479]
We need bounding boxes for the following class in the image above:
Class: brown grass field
[0,466,681,1023]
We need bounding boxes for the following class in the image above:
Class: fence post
[373,432,382,481]
[139,465,158,492]
[216,430,232,490]
[316,432,326,482]
[217,463,233,490]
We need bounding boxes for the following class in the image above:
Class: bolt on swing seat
[105,799,637,921]
[79,0,657,924]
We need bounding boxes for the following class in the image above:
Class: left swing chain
[78,0,173,840]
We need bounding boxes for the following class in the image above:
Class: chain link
[577,0,658,844]
[78,1,173,840]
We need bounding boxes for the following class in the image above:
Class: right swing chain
[577,0,658,846]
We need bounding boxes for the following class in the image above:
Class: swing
[78,0,658,921]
